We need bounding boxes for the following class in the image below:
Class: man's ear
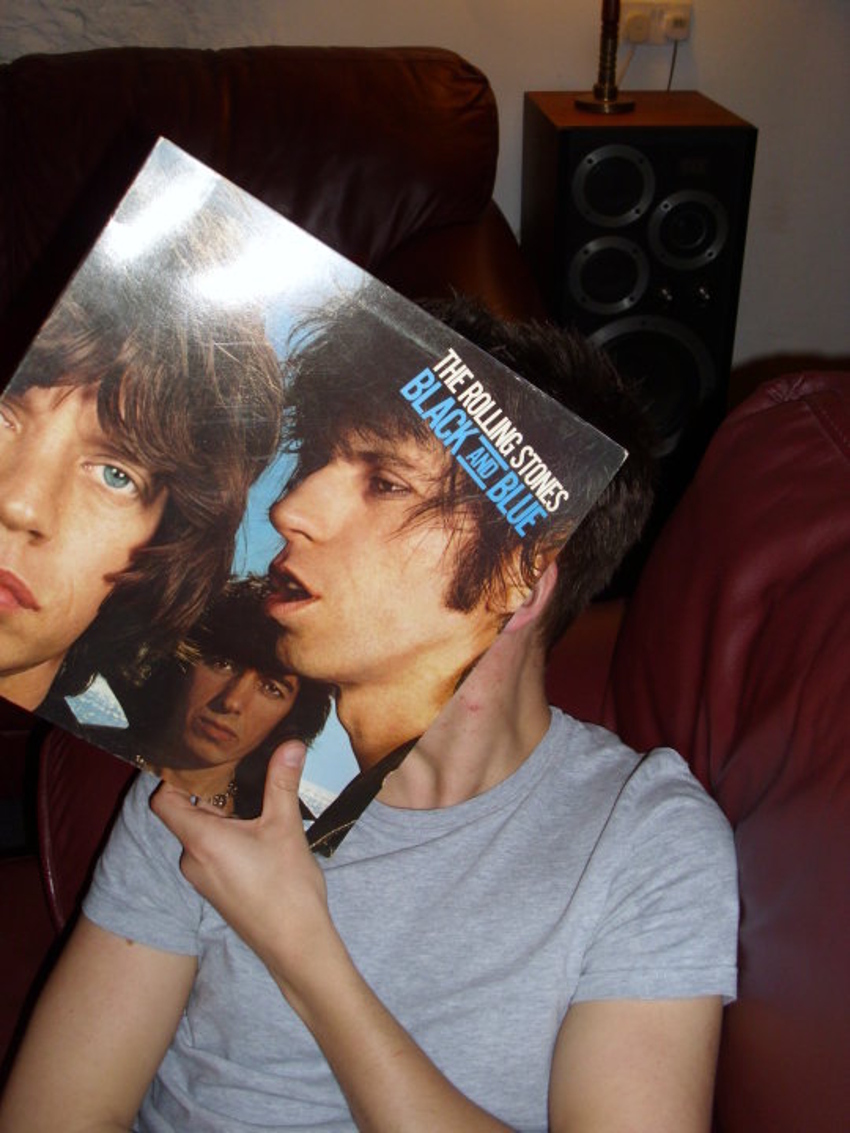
[502,560,557,635]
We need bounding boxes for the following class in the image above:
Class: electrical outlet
[621,2,692,45]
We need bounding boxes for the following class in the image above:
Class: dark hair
[133,574,332,818]
[281,288,653,644]
[421,296,655,647]
[9,194,286,694]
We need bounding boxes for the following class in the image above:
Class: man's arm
[0,916,196,1133]
[549,996,722,1132]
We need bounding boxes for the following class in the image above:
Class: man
[0,303,738,1132]
[266,294,626,770]
[0,260,285,714]
[125,575,331,817]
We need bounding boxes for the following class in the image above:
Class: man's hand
[151,740,332,979]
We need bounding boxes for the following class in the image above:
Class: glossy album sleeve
[0,139,625,827]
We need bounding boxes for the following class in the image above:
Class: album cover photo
[0,139,625,830]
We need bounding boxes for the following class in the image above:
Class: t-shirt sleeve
[82,772,203,955]
[573,747,739,1005]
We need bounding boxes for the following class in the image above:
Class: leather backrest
[37,730,135,932]
[606,372,850,1132]
[0,45,499,379]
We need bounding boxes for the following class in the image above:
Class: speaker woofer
[571,144,655,228]
[589,315,715,457]
[648,190,729,270]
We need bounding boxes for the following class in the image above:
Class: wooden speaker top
[526,90,754,131]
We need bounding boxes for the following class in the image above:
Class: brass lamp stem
[575,0,635,114]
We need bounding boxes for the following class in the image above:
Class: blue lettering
[441,414,480,456]
[400,368,440,411]
[486,472,526,512]
[421,396,457,431]
[433,407,469,442]
[400,375,543,538]
[465,446,500,481]
[506,499,547,538]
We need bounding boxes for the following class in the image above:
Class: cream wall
[2,0,848,369]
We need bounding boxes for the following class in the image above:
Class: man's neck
[375,622,551,811]
[334,671,459,773]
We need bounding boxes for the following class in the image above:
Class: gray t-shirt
[84,708,738,1132]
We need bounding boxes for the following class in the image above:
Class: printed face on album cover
[0,139,623,814]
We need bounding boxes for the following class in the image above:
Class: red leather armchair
[7,372,848,1132]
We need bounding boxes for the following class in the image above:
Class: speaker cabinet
[521,91,756,580]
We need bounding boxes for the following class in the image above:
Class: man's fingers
[150,780,218,841]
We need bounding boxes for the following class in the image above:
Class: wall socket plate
[621,2,693,45]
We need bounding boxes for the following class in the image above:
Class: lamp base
[574,92,636,115]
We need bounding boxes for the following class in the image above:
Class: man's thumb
[262,740,307,815]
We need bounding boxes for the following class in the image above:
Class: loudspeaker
[521,91,757,580]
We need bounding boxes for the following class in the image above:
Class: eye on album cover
[0,139,625,826]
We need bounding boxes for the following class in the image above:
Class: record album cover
[0,139,625,835]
